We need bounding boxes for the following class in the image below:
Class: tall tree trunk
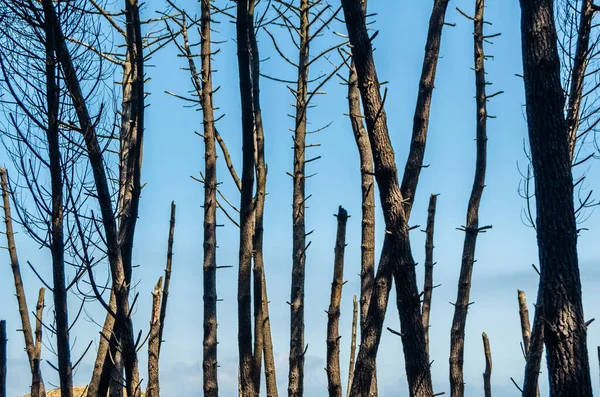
[0,168,45,396]
[326,207,349,397]
[41,1,142,394]
[449,1,490,396]
[289,1,310,395]
[236,1,256,395]
[341,1,433,395]
[31,288,45,397]
[482,333,492,397]
[519,0,593,395]
[422,194,437,359]
[147,278,163,397]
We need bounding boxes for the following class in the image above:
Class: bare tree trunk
[346,296,358,397]
[147,278,163,397]
[341,1,433,395]
[159,202,176,354]
[31,288,45,397]
[89,292,116,397]
[449,2,490,396]
[326,207,349,397]
[41,1,142,394]
[519,0,593,395]
[482,333,492,397]
[422,194,437,358]
[518,290,531,355]
[0,320,5,397]
[1,168,46,396]
[522,290,545,397]
[236,1,256,395]
[289,1,310,395]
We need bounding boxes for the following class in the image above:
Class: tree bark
[422,194,437,359]
[31,288,45,397]
[522,288,545,397]
[159,202,176,355]
[517,290,531,356]
[289,1,310,395]
[341,2,434,395]
[482,333,492,397]
[519,0,593,395]
[346,296,358,397]
[236,1,256,395]
[0,320,5,397]
[147,278,163,397]
[449,1,490,396]
[326,207,349,397]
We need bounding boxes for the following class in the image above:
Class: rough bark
[400,0,450,219]
[449,1,489,395]
[0,320,5,397]
[519,0,593,395]
[147,278,163,397]
[482,332,492,397]
[326,207,349,397]
[289,1,310,395]
[159,202,175,354]
[236,1,256,395]
[422,194,437,358]
[346,296,358,397]
[341,1,433,395]
[1,168,46,396]
[41,1,141,395]
[31,288,45,397]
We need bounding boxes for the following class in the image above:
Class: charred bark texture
[519,0,593,395]
[422,194,437,358]
[326,207,349,397]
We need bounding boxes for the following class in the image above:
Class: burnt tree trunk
[482,333,492,397]
[0,320,5,397]
[422,194,437,358]
[236,1,256,395]
[518,290,540,397]
[147,278,163,397]
[326,207,349,397]
[449,1,490,396]
[31,288,45,397]
[519,0,593,395]
[346,296,358,397]
[341,1,434,395]
[159,202,176,354]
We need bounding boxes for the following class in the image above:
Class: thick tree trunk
[341,2,433,395]
[449,1,489,396]
[236,1,256,395]
[289,1,310,395]
[519,0,593,395]
[422,194,437,358]
[147,278,163,397]
[326,207,349,397]
[482,333,492,397]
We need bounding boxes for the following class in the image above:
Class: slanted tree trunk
[449,1,490,396]
[482,333,492,397]
[520,0,592,397]
[289,1,310,395]
[0,168,45,396]
[422,194,438,358]
[147,278,163,397]
[341,1,434,395]
[236,1,256,395]
[519,0,593,395]
[346,296,358,397]
[0,320,5,397]
[31,288,45,397]
[159,202,176,354]
[518,290,540,397]
[326,207,349,397]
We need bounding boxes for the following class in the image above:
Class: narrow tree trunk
[159,202,176,354]
[482,333,492,397]
[346,296,358,397]
[89,292,116,397]
[0,320,6,397]
[147,278,163,397]
[519,0,593,395]
[422,194,437,358]
[449,2,489,396]
[289,1,310,395]
[326,207,349,397]
[342,4,433,397]
[522,290,545,397]
[517,290,531,355]
[31,288,45,397]
[236,1,256,395]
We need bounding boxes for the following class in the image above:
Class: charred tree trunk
[89,292,117,397]
[0,320,5,397]
[236,1,256,395]
[44,13,73,396]
[449,1,490,396]
[482,333,492,397]
[326,207,349,397]
[289,1,310,395]
[519,0,593,395]
[518,290,540,397]
[31,288,45,397]
[41,1,142,394]
[341,1,434,395]
[147,278,163,397]
[422,194,437,358]
[0,168,45,396]
[346,296,358,397]
[522,289,545,397]
[199,0,219,394]
[159,202,176,354]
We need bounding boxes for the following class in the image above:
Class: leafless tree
[147,278,163,397]
[482,332,492,397]
[32,288,45,397]
[421,194,438,359]
[0,320,5,397]
[345,296,358,397]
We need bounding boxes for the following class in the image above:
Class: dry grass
[24,387,146,397]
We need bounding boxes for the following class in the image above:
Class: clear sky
[2,1,600,396]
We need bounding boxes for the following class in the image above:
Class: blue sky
[2,1,600,396]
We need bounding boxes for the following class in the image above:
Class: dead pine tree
[346,296,358,397]
[326,206,349,397]
[0,320,5,397]
[422,193,438,359]
[32,288,45,397]
[519,0,594,395]
[449,1,496,396]
[341,0,450,394]
[518,290,540,397]
[482,332,492,397]
[147,278,163,397]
